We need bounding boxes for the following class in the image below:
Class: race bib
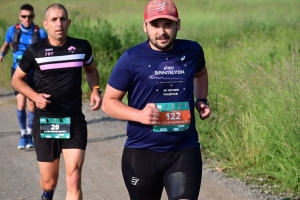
[153,102,191,132]
[40,117,71,139]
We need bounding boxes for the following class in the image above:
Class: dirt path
[0,89,275,200]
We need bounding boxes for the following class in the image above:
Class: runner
[102,0,211,199]
[0,4,47,149]
[11,4,102,200]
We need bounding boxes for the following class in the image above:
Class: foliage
[68,17,145,92]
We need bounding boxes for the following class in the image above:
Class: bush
[68,18,145,93]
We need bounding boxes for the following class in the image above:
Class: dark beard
[147,32,177,51]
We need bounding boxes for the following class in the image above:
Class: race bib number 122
[153,102,191,132]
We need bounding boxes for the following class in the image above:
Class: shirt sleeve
[5,26,14,43]
[18,46,35,73]
[195,44,206,73]
[39,29,48,39]
[83,40,93,66]
[107,52,132,92]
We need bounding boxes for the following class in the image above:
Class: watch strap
[93,86,102,94]
[196,98,209,106]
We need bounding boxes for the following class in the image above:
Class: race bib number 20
[153,102,191,132]
[40,117,71,139]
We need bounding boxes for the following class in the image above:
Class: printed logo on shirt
[131,177,139,185]
[45,48,54,56]
[45,52,54,56]
[181,55,185,61]
[68,46,76,53]
[148,61,185,80]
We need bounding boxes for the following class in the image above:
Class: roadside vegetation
[0,0,299,198]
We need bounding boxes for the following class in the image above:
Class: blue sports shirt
[5,23,47,69]
[108,39,206,152]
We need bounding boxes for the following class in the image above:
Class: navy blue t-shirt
[108,39,206,152]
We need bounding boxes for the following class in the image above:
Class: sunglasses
[20,14,35,19]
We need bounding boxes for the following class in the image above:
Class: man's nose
[157,26,166,34]
[56,19,63,26]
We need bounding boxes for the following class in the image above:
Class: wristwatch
[93,86,102,95]
[196,98,209,106]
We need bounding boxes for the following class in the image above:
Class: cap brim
[145,15,178,23]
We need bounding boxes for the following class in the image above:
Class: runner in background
[102,0,211,199]
[0,4,47,149]
[12,4,102,200]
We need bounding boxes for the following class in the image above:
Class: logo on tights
[131,177,139,185]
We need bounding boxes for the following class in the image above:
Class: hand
[138,103,160,125]
[195,101,210,120]
[90,90,102,111]
[35,94,51,109]
[0,56,3,63]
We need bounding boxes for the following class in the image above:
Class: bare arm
[102,84,159,125]
[84,61,102,111]
[0,41,9,63]
[194,66,210,120]
[11,67,51,109]
[194,66,208,99]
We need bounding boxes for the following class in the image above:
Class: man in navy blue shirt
[0,4,47,149]
[102,0,211,199]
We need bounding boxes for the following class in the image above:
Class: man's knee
[66,169,82,190]
[16,94,26,109]
[17,100,26,109]
[27,99,35,112]
[40,179,57,191]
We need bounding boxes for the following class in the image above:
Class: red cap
[144,0,179,23]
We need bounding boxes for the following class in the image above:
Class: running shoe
[17,136,26,149]
[40,194,53,200]
[26,136,34,148]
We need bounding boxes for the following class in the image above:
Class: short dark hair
[20,4,34,13]
[45,4,68,20]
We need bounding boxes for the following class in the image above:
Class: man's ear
[143,21,147,33]
[42,20,47,30]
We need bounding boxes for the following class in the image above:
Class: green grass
[1,0,300,197]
